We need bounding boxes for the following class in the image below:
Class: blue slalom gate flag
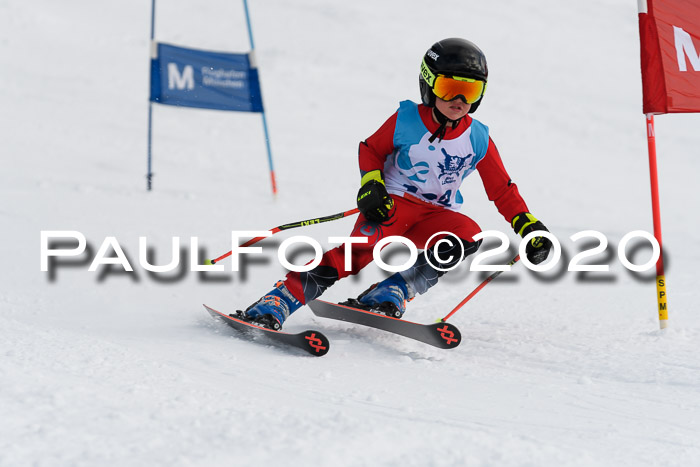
[150,42,263,112]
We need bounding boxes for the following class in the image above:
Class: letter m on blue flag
[149,42,263,112]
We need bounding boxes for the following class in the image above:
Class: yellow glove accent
[360,170,384,187]
[512,212,539,236]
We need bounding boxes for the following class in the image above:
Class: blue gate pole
[146,0,156,191]
[243,0,278,196]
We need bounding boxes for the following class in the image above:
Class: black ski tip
[430,321,461,349]
[300,330,330,356]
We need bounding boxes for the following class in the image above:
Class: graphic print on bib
[437,147,480,186]
[383,101,489,211]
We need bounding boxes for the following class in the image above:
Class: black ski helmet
[419,38,488,113]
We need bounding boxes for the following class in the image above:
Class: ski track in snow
[2,0,700,466]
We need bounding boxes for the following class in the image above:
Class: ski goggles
[421,59,486,104]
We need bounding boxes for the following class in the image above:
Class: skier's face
[434,97,471,121]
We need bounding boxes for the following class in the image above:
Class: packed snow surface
[2,0,700,466]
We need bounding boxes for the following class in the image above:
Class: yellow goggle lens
[432,75,485,104]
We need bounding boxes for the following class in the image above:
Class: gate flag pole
[645,114,668,329]
[242,0,278,197]
[146,0,156,191]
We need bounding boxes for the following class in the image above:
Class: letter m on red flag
[639,0,700,113]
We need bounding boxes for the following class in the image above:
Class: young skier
[242,38,553,330]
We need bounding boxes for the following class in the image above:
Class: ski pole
[440,254,520,322]
[207,207,360,265]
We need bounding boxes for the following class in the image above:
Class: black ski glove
[357,171,394,223]
[512,212,552,265]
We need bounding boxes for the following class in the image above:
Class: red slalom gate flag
[636,0,700,329]
[639,0,700,113]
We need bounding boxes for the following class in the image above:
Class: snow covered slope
[2,0,700,465]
